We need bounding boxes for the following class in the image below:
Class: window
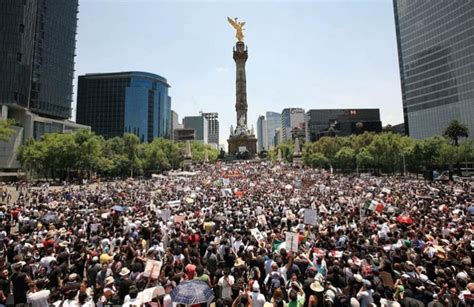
[17,53,22,62]
[19,24,25,33]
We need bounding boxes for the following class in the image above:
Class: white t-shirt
[251,291,266,307]
[40,255,57,272]
[27,290,51,307]
[163,294,176,307]
[218,275,235,299]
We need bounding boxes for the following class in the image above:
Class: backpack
[266,273,285,297]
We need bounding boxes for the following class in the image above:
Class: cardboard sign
[143,260,162,279]
[168,200,181,207]
[285,232,299,253]
[380,271,394,288]
[250,228,265,242]
[303,209,318,226]
[257,214,267,226]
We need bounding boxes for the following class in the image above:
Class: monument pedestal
[228,134,257,157]
[293,154,303,168]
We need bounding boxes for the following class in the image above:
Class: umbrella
[40,213,58,224]
[170,280,214,304]
[396,216,414,225]
[111,205,124,212]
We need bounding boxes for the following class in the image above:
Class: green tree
[17,139,47,178]
[74,129,104,178]
[356,147,375,170]
[312,137,342,168]
[443,120,469,146]
[123,133,141,177]
[0,119,15,142]
[269,141,294,163]
[334,147,355,170]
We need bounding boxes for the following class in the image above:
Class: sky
[73,0,403,146]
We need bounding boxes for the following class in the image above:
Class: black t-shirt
[0,277,9,301]
[49,267,62,288]
[11,272,28,303]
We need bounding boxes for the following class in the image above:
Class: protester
[0,163,472,307]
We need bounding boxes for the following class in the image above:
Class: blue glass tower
[76,71,171,142]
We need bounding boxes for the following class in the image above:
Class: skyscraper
[0,0,85,169]
[393,0,474,139]
[256,115,267,152]
[183,115,209,144]
[265,111,281,149]
[0,0,79,119]
[202,112,219,147]
[281,108,305,141]
[76,72,172,142]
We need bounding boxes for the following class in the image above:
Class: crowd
[0,162,472,307]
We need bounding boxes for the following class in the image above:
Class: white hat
[354,274,363,283]
[119,267,130,276]
[252,281,260,291]
[105,276,115,285]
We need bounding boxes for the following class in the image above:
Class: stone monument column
[233,41,248,126]
[226,17,257,158]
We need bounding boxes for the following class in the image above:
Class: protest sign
[250,228,264,242]
[161,209,171,222]
[285,232,299,253]
[257,214,266,226]
[303,209,318,226]
[143,259,162,279]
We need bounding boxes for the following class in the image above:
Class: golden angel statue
[227,17,245,42]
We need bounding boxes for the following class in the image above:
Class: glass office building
[76,72,171,142]
[0,0,78,119]
[305,109,382,142]
[266,111,281,149]
[281,108,305,141]
[393,0,474,139]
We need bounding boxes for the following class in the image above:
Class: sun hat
[119,267,130,276]
[105,276,114,286]
[310,281,324,292]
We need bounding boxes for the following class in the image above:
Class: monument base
[293,155,304,168]
[227,134,257,158]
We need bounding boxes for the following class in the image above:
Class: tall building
[171,110,182,140]
[183,115,208,144]
[393,0,474,139]
[305,109,382,142]
[76,72,172,142]
[0,0,79,119]
[202,112,219,147]
[256,115,268,152]
[265,111,281,149]
[281,108,305,141]
[0,0,85,170]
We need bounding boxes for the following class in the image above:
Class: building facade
[76,72,171,142]
[183,115,208,144]
[0,0,78,119]
[393,0,474,139]
[305,109,382,142]
[281,108,305,141]
[173,128,196,142]
[202,112,219,147]
[256,115,268,152]
[0,0,82,170]
[265,111,281,149]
